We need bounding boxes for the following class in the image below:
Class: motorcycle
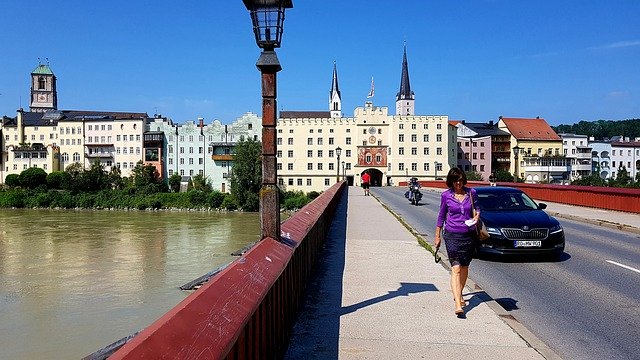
[404,177,423,206]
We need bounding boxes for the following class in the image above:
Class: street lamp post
[243,0,293,241]
[512,146,521,182]
[434,161,439,180]
[335,146,341,183]
[341,160,345,181]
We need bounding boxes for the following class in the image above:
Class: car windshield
[476,191,539,211]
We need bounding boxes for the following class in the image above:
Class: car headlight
[549,224,563,234]
[486,226,501,235]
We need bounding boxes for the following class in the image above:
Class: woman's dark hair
[446,167,467,188]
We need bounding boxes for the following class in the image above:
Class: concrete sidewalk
[285,187,554,360]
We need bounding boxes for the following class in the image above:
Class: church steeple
[329,61,342,118]
[396,45,415,116]
[30,58,57,113]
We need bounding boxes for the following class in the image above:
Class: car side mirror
[538,203,547,210]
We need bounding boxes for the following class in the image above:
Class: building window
[297,178,303,186]
[308,138,313,145]
[411,134,417,142]
[329,163,334,170]
[412,163,417,171]
[317,163,323,170]
[423,148,429,155]
[399,163,405,171]
[308,150,313,157]
[399,134,404,142]
[289,179,294,186]
[346,150,351,157]
[307,179,312,186]
[308,163,313,170]
[288,150,293,157]
[325,178,330,186]
[411,147,417,155]
[288,163,293,170]
[288,138,293,145]
[317,138,323,145]
[398,147,404,155]
[436,134,442,142]
[346,137,351,145]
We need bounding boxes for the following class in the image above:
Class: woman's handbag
[471,192,490,241]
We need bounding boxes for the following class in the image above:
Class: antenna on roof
[46,57,50,65]
[37,57,41,65]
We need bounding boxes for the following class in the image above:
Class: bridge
[94,182,639,359]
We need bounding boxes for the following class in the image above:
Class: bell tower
[30,59,57,113]
[395,45,415,116]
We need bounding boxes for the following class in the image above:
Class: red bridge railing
[401,180,640,214]
[107,181,346,359]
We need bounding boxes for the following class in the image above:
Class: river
[0,209,260,359]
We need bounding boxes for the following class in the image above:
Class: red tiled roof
[501,117,561,140]
[449,120,462,127]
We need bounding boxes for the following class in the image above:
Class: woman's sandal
[454,307,465,317]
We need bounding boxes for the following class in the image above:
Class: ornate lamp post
[335,146,342,183]
[342,160,345,181]
[243,0,293,241]
[434,161,439,180]
[512,145,521,182]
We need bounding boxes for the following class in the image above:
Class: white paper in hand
[464,219,477,227]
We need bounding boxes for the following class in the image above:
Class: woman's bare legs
[458,265,469,307]
[451,265,463,314]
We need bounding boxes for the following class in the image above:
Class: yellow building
[277,51,455,192]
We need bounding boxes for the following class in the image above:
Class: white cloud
[605,91,629,99]
[591,40,640,50]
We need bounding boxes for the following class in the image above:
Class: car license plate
[514,240,542,247]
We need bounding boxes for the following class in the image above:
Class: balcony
[212,154,234,161]
[85,152,114,158]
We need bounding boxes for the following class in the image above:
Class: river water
[0,209,260,359]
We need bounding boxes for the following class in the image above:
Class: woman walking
[434,168,480,317]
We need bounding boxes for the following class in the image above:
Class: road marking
[606,260,640,274]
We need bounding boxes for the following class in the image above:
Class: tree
[613,165,632,187]
[493,168,514,182]
[19,167,48,189]
[168,173,182,193]
[83,160,109,191]
[129,162,165,194]
[5,174,21,188]
[190,174,212,192]
[465,170,483,181]
[46,171,70,189]
[230,138,262,211]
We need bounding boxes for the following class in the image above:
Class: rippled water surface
[0,209,259,359]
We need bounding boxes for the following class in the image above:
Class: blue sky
[1,1,639,126]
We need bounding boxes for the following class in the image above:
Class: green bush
[221,194,239,211]
[19,167,48,189]
[207,191,226,209]
[51,191,75,209]
[46,171,70,189]
[5,174,21,188]
[0,188,26,207]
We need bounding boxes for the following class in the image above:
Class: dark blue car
[473,186,565,259]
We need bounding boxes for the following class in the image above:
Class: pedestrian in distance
[361,170,371,196]
[434,168,481,317]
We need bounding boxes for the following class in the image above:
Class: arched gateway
[360,168,384,187]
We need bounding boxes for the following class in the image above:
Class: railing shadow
[284,187,349,359]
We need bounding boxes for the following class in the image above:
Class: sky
[1,1,639,126]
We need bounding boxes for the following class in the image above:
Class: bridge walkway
[284,185,588,359]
